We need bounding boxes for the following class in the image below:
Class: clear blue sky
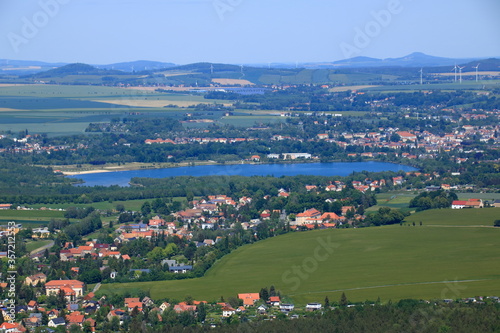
[1,0,499,65]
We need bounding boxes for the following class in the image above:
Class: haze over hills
[1,53,496,75]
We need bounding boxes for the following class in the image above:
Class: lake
[69,161,417,187]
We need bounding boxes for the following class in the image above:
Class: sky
[0,0,499,65]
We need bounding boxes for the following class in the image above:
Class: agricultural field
[0,84,230,135]
[27,197,186,212]
[403,207,500,227]
[367,191,416,213]
[219,115,284,127]
[97,208,500,305]
[0,209,64,219]
[329,85,379,92]
[364,80,500,91]
[456,192,500,201]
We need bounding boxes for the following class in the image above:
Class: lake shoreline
[66,161,418,187]
[58,159,416,176]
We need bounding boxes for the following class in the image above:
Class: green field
[0,209,64,219]
[404,207,500,227]
[220,115,284,127]
[28,197,186,212]
[364,80,500,91]
[98,209,500,305]
[0,84,231,135]
[367,192,416,213]
[25,239,53,253]
[456,193,500,201]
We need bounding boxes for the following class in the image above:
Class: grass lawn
[25,239,53,253]
[98,209,500,305]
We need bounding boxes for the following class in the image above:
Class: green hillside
[98,209,500,305]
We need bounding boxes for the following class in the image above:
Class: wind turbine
[419,68,423,85]
[452,64,458,82]
[210,64,214,75]
[458,65,465,83]
[473,63,480,82]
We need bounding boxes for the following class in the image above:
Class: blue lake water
[69,161,417,187]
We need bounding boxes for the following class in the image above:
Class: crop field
[0,209,64,219]
[365,81,500,91]
[0,219,50,228]
[28,197,186,212]
[219,115,284,127]
[456,193,500,201]
[329,73,384,84]
[367,192,416,213]
[212,78,254,85]
[329,85,379,92]
[403,207,499,227]
[98,209,500,305]
[432,71,500,77]
[0,84,233,135]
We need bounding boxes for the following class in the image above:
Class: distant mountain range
[258,53,488,69]
[0,59,175,75]
[1,53,498,77]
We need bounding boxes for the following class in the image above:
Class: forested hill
[31,63,126,78]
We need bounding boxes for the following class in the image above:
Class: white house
[305,303,322,311]
[222,306,236,317]
[280,304,295,312]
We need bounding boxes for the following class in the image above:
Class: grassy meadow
[97,208,500,305]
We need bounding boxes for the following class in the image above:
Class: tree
[147,247,165,263]
[324,296,330,308]
[184,242,197,261]
[269,285,276,297]
[57,289,67,309]
[494,220,500,227]
[80,269,102,284]
[260,287,269,301]
[340,292,348,307]
[390,133,401,142]
[110,316,120,331]
[141,201,151,216]
[197,302,207,323]
[115,204,125,212]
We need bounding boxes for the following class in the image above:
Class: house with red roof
[294,208,321,225]
[127,302,143,313]
[396,131,417,142]
[0,322,26,332]
[268,296,281,306]
[222,305,236,317]
[173,302,197,313]
[238,293,260,307]
[45,280,85,301]
[66,311,85,327]
[451,199,483,209]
